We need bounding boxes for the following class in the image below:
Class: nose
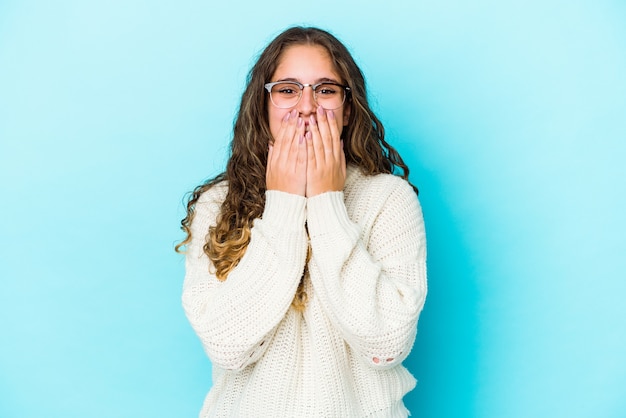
[297,85,316,116]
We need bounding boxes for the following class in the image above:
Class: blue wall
[1,1,625,417]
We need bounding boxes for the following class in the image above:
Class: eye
[273,83,301,96]
[316,84,340,95]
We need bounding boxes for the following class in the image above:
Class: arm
[306,179,427,369]
[182,186,308,370]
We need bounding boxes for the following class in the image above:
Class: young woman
[177,26,427,417]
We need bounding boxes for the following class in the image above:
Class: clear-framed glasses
[264,81,350,110]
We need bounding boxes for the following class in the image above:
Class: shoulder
[342,165,422,230]
[196,180,228,206]
[344,165,417,203]
[192,180,229,229]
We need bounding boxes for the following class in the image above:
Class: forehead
[272,44,341,82]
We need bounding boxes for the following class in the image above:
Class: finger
[305,130,315,170]
[308,113,325,166]
[287,117,305,168]
[296,129,307,169]
[267,140,280,169]
[327,109,342,158]
[274,109,299,164]
[340,140,346,174]
[273,110,292,147]
[273,109,298,154]
[315,106,334,156]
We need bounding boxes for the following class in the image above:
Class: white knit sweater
[182,165,427,417]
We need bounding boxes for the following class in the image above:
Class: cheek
[268,107,287,140]
[342,104,351,126]
[337,108,349,133]
[335,118,345,135]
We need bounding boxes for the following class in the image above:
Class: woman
[177,26,427,417]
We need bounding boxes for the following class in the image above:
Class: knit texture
[182,165,427,417]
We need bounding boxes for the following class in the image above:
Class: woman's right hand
[266,109,307,196]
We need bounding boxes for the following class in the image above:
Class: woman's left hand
[305,106,346,197]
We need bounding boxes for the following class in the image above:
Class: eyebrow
[275,77,343,84]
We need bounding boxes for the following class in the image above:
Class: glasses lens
[314,84,345,110]
[270,82,302,108]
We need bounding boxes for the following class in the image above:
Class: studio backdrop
[1,1,625,417]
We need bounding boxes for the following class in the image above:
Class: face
[267,44,350,140]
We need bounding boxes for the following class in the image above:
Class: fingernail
[310,115,316,125]
[298,117,303,127]
[291,109,298,118]
[317,106,324,117]
[284,112,290,121]
[306,131,312,140]
[328,109,335,120]
[299,134,304,144]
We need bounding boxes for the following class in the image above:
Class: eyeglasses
[264,81,350,110]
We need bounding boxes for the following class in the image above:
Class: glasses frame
[264,81,351,110]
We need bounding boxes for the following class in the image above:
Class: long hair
[176,26,417,303]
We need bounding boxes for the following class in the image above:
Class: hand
[266,109,307,196]
[305,106,346,197]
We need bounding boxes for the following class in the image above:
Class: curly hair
[176,26,417,310]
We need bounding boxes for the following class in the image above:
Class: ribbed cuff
[263,190,307,229]
[306,191,360,241]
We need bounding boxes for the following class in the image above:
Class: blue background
[1,1,625,417]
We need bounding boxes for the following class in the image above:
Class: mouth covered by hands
[266,106,346,197]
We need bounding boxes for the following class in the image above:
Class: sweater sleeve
[305,178,427,369]
[182,187,308,371]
